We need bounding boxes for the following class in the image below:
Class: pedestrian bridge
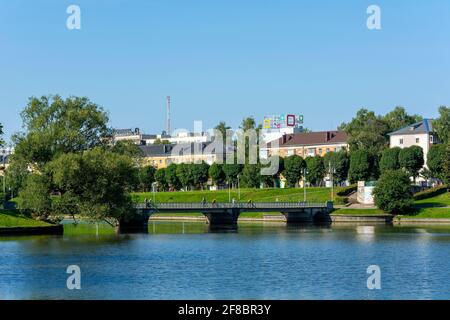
[124,201,333,229]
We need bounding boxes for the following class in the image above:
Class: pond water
[0,221,450,299]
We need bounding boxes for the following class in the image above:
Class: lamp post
[329,162,335,202]
[152,182,157,204]
[237,174,240,202]
[303,168,307,202]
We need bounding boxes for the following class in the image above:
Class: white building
[388,119,439,169]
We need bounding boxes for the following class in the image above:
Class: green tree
[49,148,137,223]
[444,145,450,186]
[12,95,109,169]
[427,144,447,181]
[283,155,306,187]
[379,147,401,173]
[382,106,422,132]
[18,174,52,221]
[111,140,144,158]
[191,162,210,189]
[261,156,284,187]
[155,168,168,191]
[434,106,450,144]
[214,121,231,141]
[339,108,390,155]
[176,163,194,190]
[241,164,261,188]
[348,149,374,183]
[138,166,156,192]
[399,146,424,182]
[305,156,325,186]
[222,163,243,186]
[165,163,181,190]
[373,170,413,214]
[209,163,224,186]
[323,150,349,185]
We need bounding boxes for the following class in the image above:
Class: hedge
[336,184,357,197]
[413,185,448,201]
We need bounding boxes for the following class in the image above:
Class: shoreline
[0,225,64,236]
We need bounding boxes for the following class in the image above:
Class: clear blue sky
[1,0,450,143]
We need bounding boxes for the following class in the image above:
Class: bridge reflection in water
[121,201,334,232]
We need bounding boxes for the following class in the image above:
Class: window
[430,135,434,143]
[287,149,294,156]
[399,139,403,145]
[307,148,315,156]
[326,148,330,153]
[318,148,322,154]
[416,138,420,143]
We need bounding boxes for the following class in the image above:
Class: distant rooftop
[267,131,348,148]
[388,119,434,136]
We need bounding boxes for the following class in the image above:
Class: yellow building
[139,143,233,169]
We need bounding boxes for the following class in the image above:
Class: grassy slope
[414,192,450,207]
[332,208,385,215]
[0,209,53,227]
[133,187,342,204]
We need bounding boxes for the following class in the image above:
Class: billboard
[263,114,304,129]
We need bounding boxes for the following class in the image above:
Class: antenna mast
[166,96,171,135]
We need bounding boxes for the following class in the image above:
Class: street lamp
[329,162,336,202]
[151,182,158,204]
[237,174,240,202]
[303,168,308,202]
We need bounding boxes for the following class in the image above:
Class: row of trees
[340,106,450,183]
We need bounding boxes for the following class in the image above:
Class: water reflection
[1,221,450,299]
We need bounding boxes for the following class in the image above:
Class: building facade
[388,119,439,168]
[261,131,348,159]
[139,142,234,169]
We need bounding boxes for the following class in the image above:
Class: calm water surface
[1,221,450,299]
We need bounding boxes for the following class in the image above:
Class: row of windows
[399,136,434,145]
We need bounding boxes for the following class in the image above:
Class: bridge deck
[135,202,332,213]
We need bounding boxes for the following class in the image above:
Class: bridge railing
[135,202,331,210]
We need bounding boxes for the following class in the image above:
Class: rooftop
[266,131,348,148]
[388,119,434,136]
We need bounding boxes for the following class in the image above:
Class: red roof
[267,131,348,148]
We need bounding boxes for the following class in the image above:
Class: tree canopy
[373,170,413,214]
[283,155,305,187]
[434,106,450,144]
[379,147,401,174]
[398,146,424,181]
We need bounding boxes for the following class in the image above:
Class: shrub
[413,185,448,201]
[373,170,413,214]
[336,184,357,197]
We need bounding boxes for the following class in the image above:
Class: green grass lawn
[414,192,450,207]
[331,208,386,215]
[133,187,345,204]
[398,207,450,219]
[0,209,53,227]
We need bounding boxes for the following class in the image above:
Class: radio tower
[166,96,171,135]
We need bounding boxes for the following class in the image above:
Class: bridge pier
[282,203,333,224]
[203,208,240,227]
[118,210,151,233]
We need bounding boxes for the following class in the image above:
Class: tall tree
[283,155,306,187]
[305,156,325,186]
[379,147,401,173]
[165,163,181,190]
[323,150,349,185]
[399,146,424,182]
[339,108,390,155]
[176,163,194,190]
[214,121,231,140]
[241,164,261,188]
[208,163,225,186]
[348,149,373,183]
[222,163,243,186]
[12,95,109,169]
[434,106,450,144]
[154,168,168,191]
[427,144,447,182]
[190,162,210,190]
[444,145,450,187]
[138,165,156,192]
[382,106,422,132]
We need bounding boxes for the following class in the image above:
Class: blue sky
[1,0,450,143]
